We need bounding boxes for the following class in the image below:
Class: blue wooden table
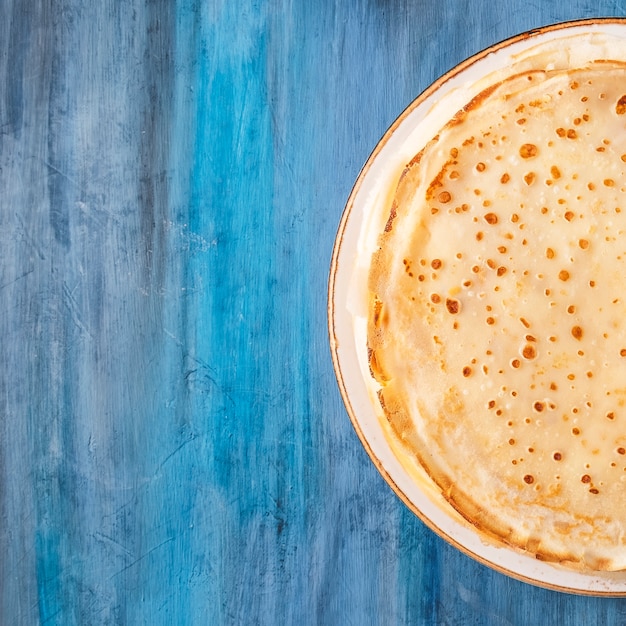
[4,1,626,624]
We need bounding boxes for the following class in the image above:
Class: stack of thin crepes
[368,60,626,570]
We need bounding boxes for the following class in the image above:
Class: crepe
[367,61,626,570]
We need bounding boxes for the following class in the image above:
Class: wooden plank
[2,0,626,623]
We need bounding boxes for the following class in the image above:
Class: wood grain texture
[3,0,626,624]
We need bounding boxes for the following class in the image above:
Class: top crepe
[368,61,626,571]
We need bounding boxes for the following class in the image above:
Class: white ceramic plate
[328,18,626,595]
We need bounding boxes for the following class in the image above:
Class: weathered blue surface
[3,1,626,624]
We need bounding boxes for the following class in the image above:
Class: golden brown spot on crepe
[579,238,589,249]
[522,344,536,360]
[438,191,452,203]
[571,326,583,340]
[559,270,570,281]
[500,172,510,184]
[546,247,555,259]
[523,474,534,484]
[616,94,626,114]
[524,172,536,185]
[581,474,591,484]
[550,165,561,179]
[446,298,460,314]
[519,143,538,158]
[372,299,384,326]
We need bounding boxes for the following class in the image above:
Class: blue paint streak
[186,3,284,622]
[35,530,62,624]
